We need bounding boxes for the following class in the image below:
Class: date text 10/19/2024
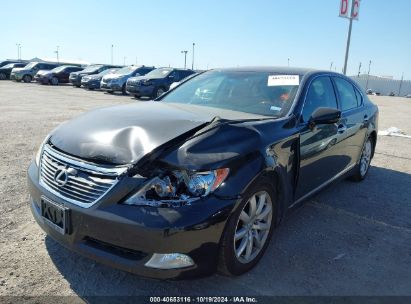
[149,297,258,303]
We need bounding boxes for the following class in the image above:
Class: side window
[333,77,358,111]
[301,76,338,123]
[354,86,363,106]
[170,71,180,81]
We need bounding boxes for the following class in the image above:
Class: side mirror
[309,107,341,126]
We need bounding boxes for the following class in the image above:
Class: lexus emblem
[53,167,77,187]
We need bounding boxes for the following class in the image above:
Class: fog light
[144,253,194,269]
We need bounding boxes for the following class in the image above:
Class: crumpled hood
[49,102,216,165]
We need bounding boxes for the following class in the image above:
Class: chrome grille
[39,145,127,208]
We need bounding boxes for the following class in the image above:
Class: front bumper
[34,76,50,84]
[100,82,123,92]
[11,73,23,81]
[70,77,81,86]
[27,161,235,279]
[82,80,100,89]
[126,84,154,97]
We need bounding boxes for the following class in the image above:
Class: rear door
[296,75,349,199]
[332,77,367,166]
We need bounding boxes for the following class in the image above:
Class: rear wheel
[121,84,127,95]
[350,136,373,181]
[218,179,276,276]
[50,77,59,85]
[23,75,32,83]
[0,73,6,80]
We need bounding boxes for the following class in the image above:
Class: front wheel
[23,75,32,83]
[50,77,59,85]
[154,87,166,98]
[350,136,374,182]
[218,180,276,276]
[0,73,6,80]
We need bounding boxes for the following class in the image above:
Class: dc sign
[339,0,361,20]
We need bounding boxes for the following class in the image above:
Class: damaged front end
[123,168,229,207]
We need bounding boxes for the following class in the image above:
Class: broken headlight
[124,168,229,206]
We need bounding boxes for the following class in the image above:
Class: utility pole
[123,56,126,66]
[398,73,404,96]
[181,50,188,69]
[357,62,362,77]
[192,43,195,70]
[365,60,372,90]
[287,58,290,67]
[111,44,114,65]
[19,45,22,60]
[330,62,333,71]
[55,46,60,63]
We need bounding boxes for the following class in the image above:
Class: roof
[211,66,317,75]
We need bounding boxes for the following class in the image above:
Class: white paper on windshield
[267,75,299,86]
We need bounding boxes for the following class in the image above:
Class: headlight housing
[35,135,50,166]
[124,168,229,206]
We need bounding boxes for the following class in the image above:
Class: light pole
[330,62,333,71]
[398,73,404,96]
[287,58,290,67]
[16,43,21,60]
[357,62,362,77]
[55,46,60,63]
[181,50,188,69]
[365,60,372,91]
[123,56,126,66]
[192,43,195,70]
[111,44,114,64]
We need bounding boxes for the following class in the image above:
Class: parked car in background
[100,65,155,94]
[0,60,27,68]
[69,64,122,87]
[28,67,378,279]
[10,62,60,83]
[169,72,199,90]
[34,65,84,85]
[406,94,411,98]
[389,92,395,97]
[81,68,119,90]
[0,62,27,80]
[366,89,373,95]
[126,67,196,98]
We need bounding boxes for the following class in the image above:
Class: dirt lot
[0,82,410,298]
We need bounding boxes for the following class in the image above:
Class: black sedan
[27,67,378,279]
[34,65,84,85]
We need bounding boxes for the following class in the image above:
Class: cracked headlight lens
[124,168,229,206]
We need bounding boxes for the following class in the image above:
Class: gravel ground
[0,82,410,298]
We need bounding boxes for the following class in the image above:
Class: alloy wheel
[360,139,372,176]
[234,191,273,264]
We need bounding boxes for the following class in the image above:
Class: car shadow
[44,165,411,297]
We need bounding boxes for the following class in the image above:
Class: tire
[121,84,127,95]
[349,136,374,182]
[134,95,141,99]
[23,75,32,83]
[0,73,6,80]
[154,87,166,98]
[107,90,114,94]
[75,85,81,88]
[50,77,59,85]
[218,179,277,276]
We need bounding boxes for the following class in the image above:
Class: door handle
[337,124,347,133]
[363,114,369,123]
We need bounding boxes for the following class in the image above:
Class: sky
[1,0,410,79]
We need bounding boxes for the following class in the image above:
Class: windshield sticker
[270,106,282,111]
[267,75,299,86]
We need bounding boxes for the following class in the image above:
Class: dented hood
[49,102,216,165]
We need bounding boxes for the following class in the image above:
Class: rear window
[333,77,358,111]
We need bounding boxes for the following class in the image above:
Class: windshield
[51,66,69,73]
[98,68,119,76]
[24,62,37,69]
[114,66,136,75]
[161,70,300,117]
[80,65,102,73]
[145,68,173,78]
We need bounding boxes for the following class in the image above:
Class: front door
[296,75,350,199]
